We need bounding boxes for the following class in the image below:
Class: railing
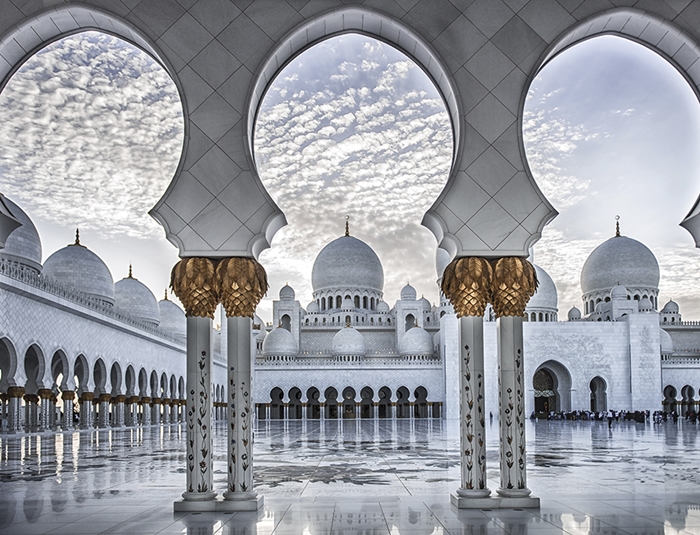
[0,258,182,344]
[256,356,441,367]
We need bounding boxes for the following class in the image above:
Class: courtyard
[0,419,697,534]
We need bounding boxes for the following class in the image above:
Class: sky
[1,31,700,320]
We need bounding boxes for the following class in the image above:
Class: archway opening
[253,33,452,314]
[589,376,608,413]
[533,368,555,415]
[664,385,678,413]
[524,33,700,315]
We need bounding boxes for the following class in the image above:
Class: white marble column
[180,316,216,504]
[162,399,170,425]
[7,387,23,433]
[97,394,110,428]
[453,316,490,503]
[496,316,534,502]
[38,389,52,431]
[151,399,161,425]
[62,391,74,430]
[80,392,94,428]
[223,316,262,510]
[115,396,126,427]
[141,398,151,426]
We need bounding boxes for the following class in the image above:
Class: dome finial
[345,215,350,237]
[615,215,620,237]
[75,228,80,245]
[128,264,133,279]
[164,288,169,301]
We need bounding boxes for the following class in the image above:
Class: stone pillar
[127,396,139,426]
[24,393,39,430]
[162,399,170,425]
[7,387,24,433]
[151,398,161,425]
[62,391,75,430]
[97,394,111,428]
[218,257,267,511]
[442,257,492,507]
[80,392,94,429]
[38,389,53,431]
[141,397,151,426]
[491,257,539,507]
[115,396,126,427]
[171,257,219,509]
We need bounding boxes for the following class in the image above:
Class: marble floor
[0,419,698,534]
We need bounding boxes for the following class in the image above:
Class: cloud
[0,32,183,240]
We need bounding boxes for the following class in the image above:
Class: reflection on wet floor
[0,419,698,534]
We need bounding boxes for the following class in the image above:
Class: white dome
[312,235,383,293]
[581,235,659,296]
[253,314,264,328]
[660,329,673,354]
[376,301,390,312]
[159,298,186,338]
[43,236,114,306]
[262,327,297,356]
[436,248,451,281]
[0,197,42,272]
[611,284,627,300]
[256,329,267,342]
[279,284,295,301]
[661,300,679,313]
[307,301,320,313]
[567,306,581,321]
[332,327,366,356]
[639,297,653,310]
[114,272,160,326]
[399,327,433,356]
[401,283,417,300]
[526,265,557,311]
[418,296,431,310]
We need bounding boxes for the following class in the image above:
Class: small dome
[436,248,451,281]
[526,265,557,311]
[279,284,295,301]
[401,283,417,300]
[581,235,659,296]
[312,235,384,293]
[611,285,627,299]
[42,233,114,306]
[568,306,581,321]
[376,301,390,312]
[341,297,354,309]
[0,197,42,272]
[262,327,297,356]
[332,327,366,356]
[418,296,431,311]
[256,329,267,342]
[115,270,160,326]
[159,297,186,339]
[639,297,653,310]
[661,300,679,313]
[307,301,320,313]
[399,327,433,356]
[660,329,673,354]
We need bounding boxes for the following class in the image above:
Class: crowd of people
[528,409,700,425]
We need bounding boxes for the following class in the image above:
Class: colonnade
[0,388,185,433]
[171,255,540,511]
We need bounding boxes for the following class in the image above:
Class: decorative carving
[170,257,219,318]
[61,390,75,401]
[442,257,493,317]
[38,389,52,399]
[7,386,24,398]
[215,257,268,318]
[491,257,538,318]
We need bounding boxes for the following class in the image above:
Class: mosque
[1,195,699,433]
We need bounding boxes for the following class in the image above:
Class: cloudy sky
[1,31,700,320]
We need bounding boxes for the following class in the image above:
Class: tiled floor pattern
[0,419,697,534]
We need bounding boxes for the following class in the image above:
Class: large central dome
[311,235,384,293]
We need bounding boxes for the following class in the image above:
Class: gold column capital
[80,392,94,402]
[491,257,538,318]
[215,257,268,318]
[38,388,53,400]
[7,386,25,398]
[442,257,493,317]
[170,257,219,318]
[61,390,76,401]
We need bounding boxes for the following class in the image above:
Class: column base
[451,493,540,509]
[174,495,263,512]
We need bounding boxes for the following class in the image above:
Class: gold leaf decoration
[215,257,268,318]
[490,257,538,318]
[441,257,493,317]
[170,257,219,318]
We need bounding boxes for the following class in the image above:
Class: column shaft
[457,316,490,497]
[496,316,530,497]
[224,316,257,499]
[80,393,94,428]
[62,391,75,429]
[7,387,23,433]
[183,316,216,501]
